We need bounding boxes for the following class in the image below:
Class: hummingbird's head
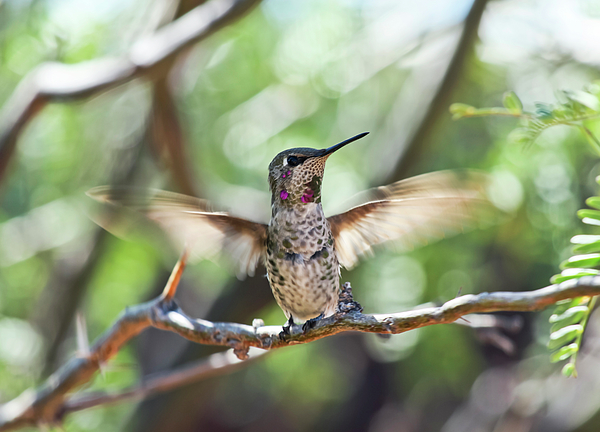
[268,132,369,208]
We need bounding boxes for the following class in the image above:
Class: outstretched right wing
[87,187,268,278]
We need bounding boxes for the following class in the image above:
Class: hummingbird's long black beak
[317,132,369,157]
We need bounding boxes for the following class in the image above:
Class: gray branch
[152,277,600,351]
[1,248,600,432]
[0,0,261,181]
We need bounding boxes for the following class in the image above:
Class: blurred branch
[15,0,257,377]
[63,348,266,414]
[389,0,489,180]
[35,107,148,375]
[0,0,261,183]
[147,0,209,197]
[128,269,277,431]
[35,229,112,376]
[0,252,258,431]
[5,253,600,430]
[151,77,198,196]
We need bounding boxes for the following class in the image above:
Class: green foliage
[450,86,600,153]
[547,296,595,378]
[547,177,600,377]
[452,88,600,378]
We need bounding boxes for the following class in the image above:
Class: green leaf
[508,128,534,145]
[550,343,579,363]
[571,235,600,244]
[551,105,569,120]
[560,253,600,270]
[503,91,523,114]
[551,299,578,316]
[571,234,600,253]
[582,217,600,227]
[586,196,600,210]
[551,269,600,284]
[562,362,577,378]
[565,90,600,111]
[573,241,600,254]
[449,103,475,120]
[552,297,588,313]
[548,324,583,350]
[549,305,588,327]
[550,274,575,284]
[577,209,600,221]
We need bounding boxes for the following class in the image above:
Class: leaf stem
[579,126,600,156]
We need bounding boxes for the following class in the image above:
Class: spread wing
[328,171,495,269]
[87,187,268,278]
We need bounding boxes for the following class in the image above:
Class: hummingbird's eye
[287,156,300,167]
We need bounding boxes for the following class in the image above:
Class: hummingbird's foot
[279,316,294,340]
[302,313,324,333]
[336,282,363,314]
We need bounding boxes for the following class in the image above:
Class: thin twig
[160,248,189,302]
[453,110,532,120]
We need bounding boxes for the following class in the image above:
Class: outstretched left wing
[327,171,494,269]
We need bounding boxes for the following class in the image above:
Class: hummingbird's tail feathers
[327,170,498,269]
[87,187,268,278]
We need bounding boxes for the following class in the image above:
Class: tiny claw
[279,316,294,340]
[279,327,289,340]
[302,313,324,333]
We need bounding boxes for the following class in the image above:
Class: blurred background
[2,0,600,431]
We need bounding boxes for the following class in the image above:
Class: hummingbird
[88,132,490,333]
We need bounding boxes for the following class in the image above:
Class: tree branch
[150,76,198,196]
[2,247,600,431]
[152,277,600,350]
[389,0,489,180]
[0,0,261,183]
[62,348,266,415]
[0,251,191,431]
